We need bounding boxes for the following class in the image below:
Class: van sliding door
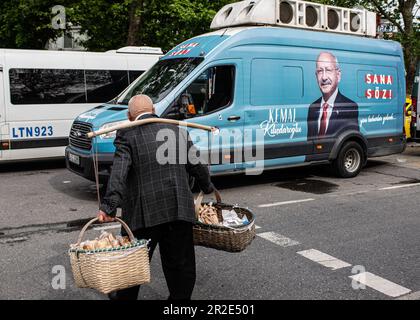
[244,59,311,171]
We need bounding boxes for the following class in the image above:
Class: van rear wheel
[333,141,364,178]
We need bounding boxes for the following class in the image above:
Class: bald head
[128,94,155,121]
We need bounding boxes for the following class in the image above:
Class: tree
[314,0,419,92]
[67,0,129,51]
[369,0,419,93]
[68,0,235,51]
[0,0,236,52]
[127,0,144,46]
[0,0,70,49]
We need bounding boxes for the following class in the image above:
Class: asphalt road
[0,145,419,300]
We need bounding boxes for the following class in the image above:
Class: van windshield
[116,57,203,104]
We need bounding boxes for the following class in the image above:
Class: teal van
[65,1,406,182]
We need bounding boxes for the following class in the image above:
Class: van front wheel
[333,141,364,178]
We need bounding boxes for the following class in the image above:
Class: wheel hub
[344,149,361,173]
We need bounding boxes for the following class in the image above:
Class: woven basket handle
[194,189,222,218]
[76,217,135,246]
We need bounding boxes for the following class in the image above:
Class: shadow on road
[211,159,393,191]
[211,164,330,191]
[0,156,400,199]
[0,159,66,173]
[48,172,106,202]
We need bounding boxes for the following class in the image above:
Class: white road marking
[297,249,351,270]
[255,225,262,229]
[258,198,314,208]
[0,236,29,244]
[93,224,121,231]
[338,190,371,197]
[380,183,420,190]
[258,232,300,247]
[396,291,420,300]
[350,272,411,298]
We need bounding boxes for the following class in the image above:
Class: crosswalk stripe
[350,272,411,298]
[258,232,300,247]
[297,249,351,270]
[396,291,420,300]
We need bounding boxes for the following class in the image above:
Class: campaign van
[65,0,406,182]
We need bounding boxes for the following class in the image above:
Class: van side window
[129,71,144,83]
[9,68,144,105]
[165,65,235,119]
[282,66,304,99]
[9,68,85,105]
[251,60,304,105]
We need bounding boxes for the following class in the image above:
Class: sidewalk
[377,143,420,170]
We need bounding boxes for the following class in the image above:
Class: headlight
[99,120,129,139]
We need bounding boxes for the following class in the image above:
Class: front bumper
[65,146,114,183]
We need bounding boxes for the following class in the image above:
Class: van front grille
[69,121,93,150]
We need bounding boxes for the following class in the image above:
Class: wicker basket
[69,217,150,294]
[193,191,256,252]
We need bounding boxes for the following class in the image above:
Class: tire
[332,141,364,178]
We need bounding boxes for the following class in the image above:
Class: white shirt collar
[321,88,339,107]
[135,112,153,121]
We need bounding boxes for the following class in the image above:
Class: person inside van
[307,52,359,140]
[205,66,233,113]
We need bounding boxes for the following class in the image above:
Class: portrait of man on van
[307,52,359,140]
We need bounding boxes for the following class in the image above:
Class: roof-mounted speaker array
[210,0,377,37]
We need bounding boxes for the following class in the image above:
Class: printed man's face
[316,53,341,101]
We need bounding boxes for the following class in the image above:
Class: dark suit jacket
[100,114,214,230]
[307,91,359,140]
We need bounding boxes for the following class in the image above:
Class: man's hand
[97,210,116,223]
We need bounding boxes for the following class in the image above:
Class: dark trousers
[109,220,196,300]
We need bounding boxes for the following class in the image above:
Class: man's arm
[99,130,132,217]
[184,130,215,194]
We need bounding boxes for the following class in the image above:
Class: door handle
[228,115,241,122]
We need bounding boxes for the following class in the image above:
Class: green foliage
[312,0,369,8]
[0,0,70,49]
[67,0,129,51]
[68,0,237,52]
[0,0,236,51]
[312,0,419,91]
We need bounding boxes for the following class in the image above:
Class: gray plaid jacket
[100,114,214,230]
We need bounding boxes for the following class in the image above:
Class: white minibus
[0,46,162,162]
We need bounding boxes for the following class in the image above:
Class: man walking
[97,94,215,300]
